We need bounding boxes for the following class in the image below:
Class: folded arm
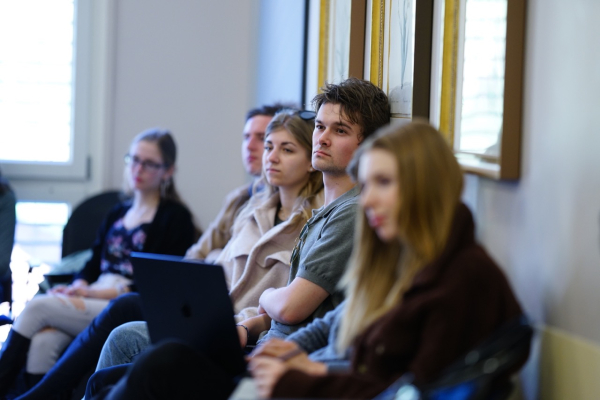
[259,277,329,325]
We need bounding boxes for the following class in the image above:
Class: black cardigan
[74,199,196,285]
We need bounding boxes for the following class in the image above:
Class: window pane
[0,0,75,163]
[457,0,507,155]
[14,202,69,265]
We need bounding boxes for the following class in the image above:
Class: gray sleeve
[296,202,357,294]
[326,360,352,373]
[286,305,339,353]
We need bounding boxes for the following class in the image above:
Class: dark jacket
[273,204,525,399]
[74,199,196,286]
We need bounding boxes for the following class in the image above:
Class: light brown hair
[337,120,463,351]
[238,109,324,225]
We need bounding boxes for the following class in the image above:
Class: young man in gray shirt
[237,78,391,346]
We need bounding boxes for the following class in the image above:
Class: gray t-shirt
[261,186,359,342]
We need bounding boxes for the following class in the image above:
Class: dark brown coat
[272,204,526,399]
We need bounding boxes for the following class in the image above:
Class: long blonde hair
[337,120,463,351]
[236,110,324,228]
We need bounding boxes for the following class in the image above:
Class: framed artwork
[316,0,366,91]
[311,0,431,120]
[433,0,526,180]
[369,0,434,119]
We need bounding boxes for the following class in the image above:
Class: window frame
[1,0,96,181]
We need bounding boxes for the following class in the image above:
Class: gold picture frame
[368,0,434,119]
[317,0,366,92]
[437,0,526,180]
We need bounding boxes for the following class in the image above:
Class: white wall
[466,0,600,344]
[105,0,261,230]
[461,0,600,396]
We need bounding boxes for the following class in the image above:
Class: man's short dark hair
[245,102,298,122]
[312,77,390,140]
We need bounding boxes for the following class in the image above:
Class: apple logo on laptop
[181,303,192,318]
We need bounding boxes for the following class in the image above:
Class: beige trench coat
[184,183,252,261]
[215,190,323,321]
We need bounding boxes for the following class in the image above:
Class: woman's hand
[249,340,328,398]
[48,284,69,295]
[64,279,90,296]
[65,285,91,297]
[252,339,327,376]
[252,338,299,358]
[49,279,89,296]
[249,356,289,399]
[49,280,124,300]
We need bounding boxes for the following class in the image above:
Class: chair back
[373,316,533,400]
[61,190,122,258]
[421,315,533,400]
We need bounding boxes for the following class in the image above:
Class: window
[0,0,93,179]
[14,202,69,265]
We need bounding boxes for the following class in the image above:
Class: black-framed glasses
[124,154,165,171]
[290,219,312,266]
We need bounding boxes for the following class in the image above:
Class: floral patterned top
[99,217,150,279]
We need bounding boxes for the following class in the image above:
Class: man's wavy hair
[312,77,390,141]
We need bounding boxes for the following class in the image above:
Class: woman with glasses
[249,120,527,399]
[0,129,197,396]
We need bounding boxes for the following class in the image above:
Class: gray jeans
[13,294,108,374]
[96,320,151,370]
[94,311,249,371]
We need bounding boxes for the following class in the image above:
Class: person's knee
[17,295,52,320]
[107,321,150,348]
[97,321,151,369]
[13,295,71,336]
[27,329,72,374]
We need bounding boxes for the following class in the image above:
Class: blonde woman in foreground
[250,120,529,399]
